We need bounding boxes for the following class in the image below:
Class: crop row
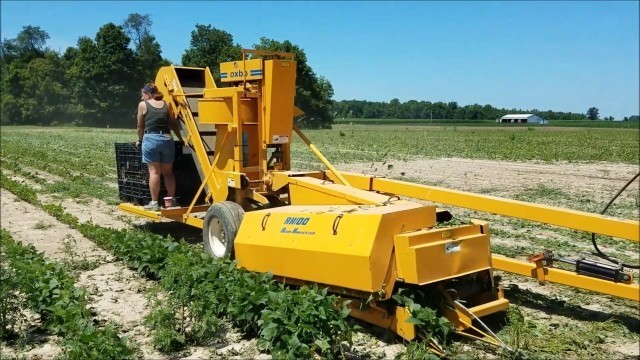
[0,229,138,359]
[1,174,458,358]
[2,127,638,182]
[0,156,118,204]
[291,126,640,164]
[0,175,355,358]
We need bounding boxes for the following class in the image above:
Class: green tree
[254,37,335,129]
[2,25,50,63]
[587,107,599,120]
[68,23,138,127]
[181,24,241,82]
[19,52,68,125]
[1,27,67,125]
[122,13,168,83]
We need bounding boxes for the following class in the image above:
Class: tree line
[2,15,636,129]
[0,14,333,129]
[332,100,635,122]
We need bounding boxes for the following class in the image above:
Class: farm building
[497,114,548,124]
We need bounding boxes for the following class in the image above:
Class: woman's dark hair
[142,83,163,100]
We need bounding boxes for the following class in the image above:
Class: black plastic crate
[115,141,206,207]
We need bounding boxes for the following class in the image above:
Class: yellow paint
[117,203,162,221]
[324,171,639,242]
[492,255,640,301]
[234,204,435,293]
[394,223,492,285]
[219,59,263,82]
[262,60,296,145]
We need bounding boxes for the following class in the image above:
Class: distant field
[332,118,640,128]
[294,125,640,167]
[1,126,638,178]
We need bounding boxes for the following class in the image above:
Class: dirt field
[338,158,639,203]
[1,156,638,359]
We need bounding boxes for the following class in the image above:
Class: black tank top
[144,101,169,132]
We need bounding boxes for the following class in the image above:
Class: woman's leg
[161,163,175,198]
[148,162,162,202]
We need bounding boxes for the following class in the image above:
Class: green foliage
[122,13,169,83]
[254,37,335,129]
[0,174,39,204]
[0,229,137,358]
[181,24,241,82]
[144,296,186,352]
[587,107,599,120]
[0,177,353,358]
[392,289,452,345]
[333,99,589,122]
[289,126,640,165]
[1,49,68,125]
[0,249,22,340]
[1,25,50,63]
[1,15,170,128]
[257,284,353,359]
[58,323,137,360]
[68,23,139,127]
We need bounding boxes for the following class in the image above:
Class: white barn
[497,114,547,124]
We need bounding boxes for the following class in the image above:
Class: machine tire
[202,201,244,259]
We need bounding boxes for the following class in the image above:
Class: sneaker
[144,201,160,211]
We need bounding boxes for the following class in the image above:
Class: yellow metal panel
[234,204,435,292]
[468,298,509,319]
[214,125,237,172]
[492,255,640,301]
[202,87,238,99]
[198,99,233,124]
[393,307,416,341]
[293,106,305,117]
[184,215,204,229]
[324,171,373,190]
[394,224,492,285]
[288,176,405,206]
[345,175,640,242]
[117,203,162,221]
[198,97,258,125]
[262,60,296,145]
[160,205,210,220]
[270,171,324,191]
[219,59,263,82]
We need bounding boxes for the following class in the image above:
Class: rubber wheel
[202,201,244,259]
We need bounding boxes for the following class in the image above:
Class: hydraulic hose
[591,172,640,269]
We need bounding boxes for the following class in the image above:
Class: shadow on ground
[504,284,640,334]
[133,221,202,245]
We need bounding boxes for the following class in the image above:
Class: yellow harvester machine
[118,49,639,348]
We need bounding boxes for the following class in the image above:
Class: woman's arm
[136,101,146,144]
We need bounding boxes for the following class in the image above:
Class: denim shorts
[141,133,174,164]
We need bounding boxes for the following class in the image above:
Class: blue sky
[2,1,638,118]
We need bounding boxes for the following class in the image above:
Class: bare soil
[0,189,165,359]
[0,187,262,359]
[338,157,639,205]
[2,158,638,359]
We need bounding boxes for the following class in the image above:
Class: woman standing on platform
[135,83,184,210]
